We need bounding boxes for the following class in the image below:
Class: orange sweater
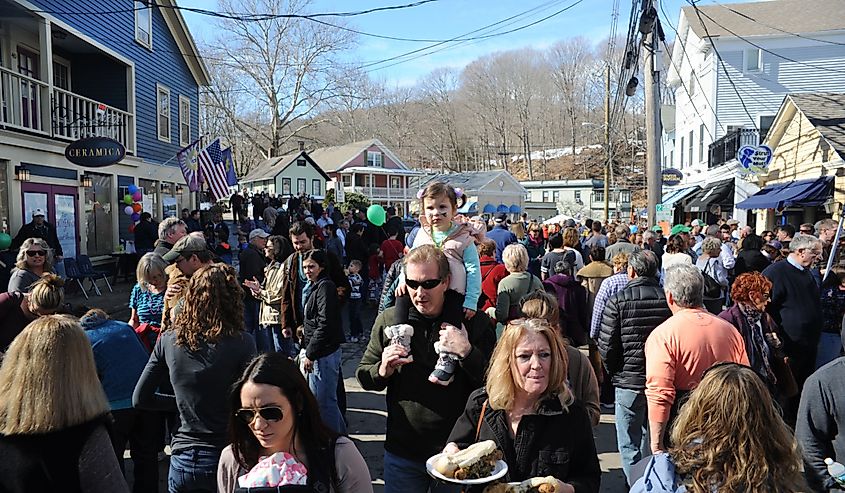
[645,308,749,423]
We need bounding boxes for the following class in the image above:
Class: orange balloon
[132,203,142,213]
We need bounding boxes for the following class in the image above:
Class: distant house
[662,0,845,225]
[241,149,330,200]
[309,138,424,216]
[737,93,845,231]
[521,179,632,221]
[420,171,526,216]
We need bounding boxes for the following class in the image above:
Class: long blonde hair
[485,318,572,411]
[670,363,808,492]
[0,315,109,434]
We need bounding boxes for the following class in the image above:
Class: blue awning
[457,201,478,214]
[482,204,496,214]
[736,177,833,210]
[509,204,521,214]
[661,186,701,208]
[496,204,509,213]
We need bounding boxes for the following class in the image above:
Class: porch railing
[708,128,760,169]
[0,65,50,135]
[350,186,409,199]
[0,65,134,152]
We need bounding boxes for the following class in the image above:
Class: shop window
[84,174,113,256]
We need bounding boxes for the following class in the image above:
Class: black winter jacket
[448,389,601,493]
[302,276,345,361]
[597,276,671,390]
[734,249,770,276]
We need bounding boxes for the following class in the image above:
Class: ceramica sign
[65,137,126,167]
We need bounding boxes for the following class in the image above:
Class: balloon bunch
[123,184,144,233]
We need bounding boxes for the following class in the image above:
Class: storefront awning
[482,204,497,214]
[509,204,521,214]
[457,201,478,214]
[661,186,701,208]
[736,176,833,210]
[685,179,735,213]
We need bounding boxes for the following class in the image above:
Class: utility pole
[604,64,611,222]
[644,2,662,226]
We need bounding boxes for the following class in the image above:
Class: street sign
[655,203,672,223]
[662,168,683,186]
[65,137,125,167]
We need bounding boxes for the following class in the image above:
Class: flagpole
[823,202,845,283]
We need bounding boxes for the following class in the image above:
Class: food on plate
[482,476,566,493]
[432,440,503,480]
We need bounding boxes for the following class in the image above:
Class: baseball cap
[651,225,663,233]
[670,224,692,235]
[726,219,740,226]
[494,212,508,223]
[162,235,209,263]
[248,228,270,241]
[32,208,45,218]
[691,219,704,227]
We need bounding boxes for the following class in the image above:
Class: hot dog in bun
[433,440,503,480]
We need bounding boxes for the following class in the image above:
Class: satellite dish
[709,204,722,215]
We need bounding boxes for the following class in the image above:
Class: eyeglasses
[405,278,443,290]
[235,406,284,424]
[26,250,45,257]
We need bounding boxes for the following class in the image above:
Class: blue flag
[221,147,238,186]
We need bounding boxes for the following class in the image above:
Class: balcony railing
[349,186,409,199]
[0,65,134,152]
[708,128,759,169]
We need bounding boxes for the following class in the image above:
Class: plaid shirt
[590,272,630,339]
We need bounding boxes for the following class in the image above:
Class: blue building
[0,0,209,258]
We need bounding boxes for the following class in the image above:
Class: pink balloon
[124,206,133,215]
[132,191,143,202]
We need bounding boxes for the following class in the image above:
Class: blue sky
[179,0,755,86]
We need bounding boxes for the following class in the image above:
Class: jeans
[383,450,462,493]
[109,408,160,493]
[816,332,843,369]
[615,387,650,485]
[271,325,298,358]
[307,347,346,435]
[243,297,260,336]
[348,299,363,338]
[254,325,274,353]
[168,447,220,493]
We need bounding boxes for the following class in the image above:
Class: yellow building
[737,93,845,231]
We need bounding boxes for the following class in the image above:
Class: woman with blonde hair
[0,314,129,491]
[133,263,256,493]
[8,237,54,293]
[444,318,600,491]
[0,273,64,352]
[631,362,808,492]
[520,291,600,426]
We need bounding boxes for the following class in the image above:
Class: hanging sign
[737,145,773,177]
[662,168,683,186]
[65,137,126,167]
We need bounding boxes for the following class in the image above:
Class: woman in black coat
[300,249,347,435]
[734,234,771,276]
[444,318,600,492]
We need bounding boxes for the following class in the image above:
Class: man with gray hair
[153,217,188,257]
[645,263,748,452]
[606,224,639,261]
[598,250,671,484]
[763,233,824,425]
[814,218,841,272]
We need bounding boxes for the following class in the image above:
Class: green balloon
[124,194,133,205]
[0,232,10,250]
[367,204,386,227]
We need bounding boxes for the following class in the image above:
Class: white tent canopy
[542,214,573,225]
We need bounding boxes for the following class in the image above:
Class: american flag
[177,138,202,192]
[198,138,230,201]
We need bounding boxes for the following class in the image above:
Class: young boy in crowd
[347,260,364,343]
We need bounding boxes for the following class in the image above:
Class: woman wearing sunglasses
[218,353,371,492]
[8,237,54,293]
[630,362,807,492]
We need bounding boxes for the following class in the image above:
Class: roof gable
[242,151,329,183]
[309,138,409,173]
[681,0,845,40]
[765,93,845,162]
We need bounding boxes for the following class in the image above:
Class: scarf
[738,303,775,384]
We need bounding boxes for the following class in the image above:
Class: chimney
[298,141,305,151]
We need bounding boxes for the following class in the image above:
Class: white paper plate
[425,453,508,485]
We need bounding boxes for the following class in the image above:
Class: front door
[17,48,39,130]
[21,183,79,258]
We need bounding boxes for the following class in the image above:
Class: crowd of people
[1,181,845,493]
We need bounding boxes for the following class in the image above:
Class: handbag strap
[475,399,488,442]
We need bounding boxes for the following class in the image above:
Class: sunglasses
[235,406,284,424]
[26,250,46,257]
[405,278,443,290]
